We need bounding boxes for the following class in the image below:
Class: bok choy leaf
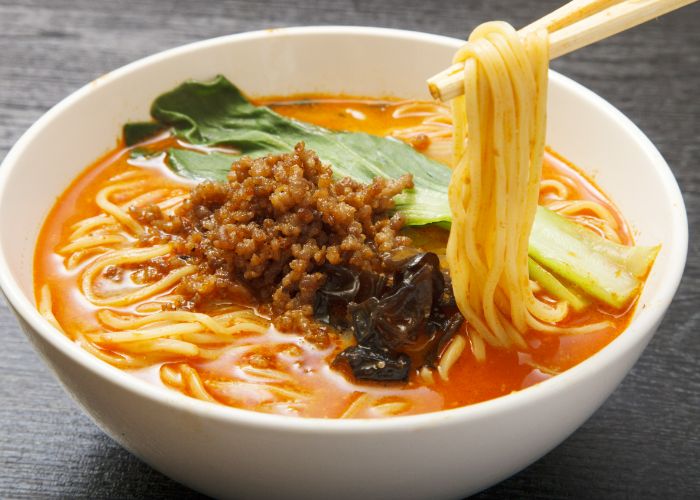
[527,257,590,312]
[529,206,659,309]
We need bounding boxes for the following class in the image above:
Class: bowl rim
[0,25,688,434]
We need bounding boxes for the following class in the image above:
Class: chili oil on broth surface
[34,95,635,418]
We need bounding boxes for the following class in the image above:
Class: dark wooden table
[1,0,698,498]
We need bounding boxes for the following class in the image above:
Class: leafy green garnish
[167,148,237,180]
[123,122,166,146]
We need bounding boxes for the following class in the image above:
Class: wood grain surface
[0,0,698,498]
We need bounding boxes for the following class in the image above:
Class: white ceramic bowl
[0,27,687,499]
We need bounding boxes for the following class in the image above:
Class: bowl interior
[0,27,686,414]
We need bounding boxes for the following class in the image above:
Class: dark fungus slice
[313,265,359,328]
[372,264,436,351]
[388,251,444,295]
[314,265,386,330]
[348,297,379,345]
[314,252,466,383]
[423,312,465,368]
[334,345,411,382]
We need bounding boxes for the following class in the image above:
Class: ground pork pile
[131,142,414,345]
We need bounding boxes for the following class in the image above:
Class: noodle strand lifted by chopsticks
[446,22,610,360]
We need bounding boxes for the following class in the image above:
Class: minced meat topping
[132,142,414,345]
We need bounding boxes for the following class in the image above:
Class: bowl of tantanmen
[0,27,687,499]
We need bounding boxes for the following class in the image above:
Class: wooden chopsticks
[428,0,697,101]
